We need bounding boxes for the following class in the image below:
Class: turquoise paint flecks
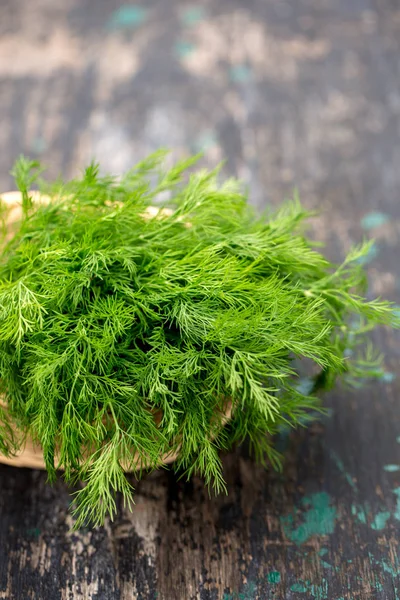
[223,581,257,600]
[361,211,390,230]
[318,548,332,569]
[175,40,196,58]
[238,580,257,600]
[290,582,307,593]
[290,578,332,599]
[381,558,400,577]
[309,579,329,600]
[384,464,400,472]
[108,5,148,29]
[351,504,368,524]
[355,241,379,265]
[26,527,41,538]
[280,492,337,545]
[371,511,391,530]
[230,64,252,83]
[382,371,396,383]
[330,450,357,491]
[267,571,281,584]
[181,7,206,25]
[352,503,392,531]
[393,487,400,521]
[238,581,256,600]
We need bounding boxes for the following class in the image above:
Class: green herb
[0,151,397,527]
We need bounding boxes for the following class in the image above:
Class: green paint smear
[330,450,357,491]
[281,492,337,545]
[381,559,400,577]
[108,5,148,29]
[361,212,390,230]
[181,7,206,25]
[267,571,281,584]
[352,503,392,530]
[396,435,400,444]
[290,582,307,593]
[393,487,400,521]
[26,527,41,538]
[384,464,400,472]
[351,503,368,524]
[309,580,329,599]
[290,580,331,597]
[238,581,256,600]
[290,577,332,599]
[371,511,391,530]
[223,581,257,600]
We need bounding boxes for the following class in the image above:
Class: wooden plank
[0,0,399,598]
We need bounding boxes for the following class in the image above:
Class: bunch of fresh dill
[0,152,397,527]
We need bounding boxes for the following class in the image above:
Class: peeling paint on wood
[0,0,400,598]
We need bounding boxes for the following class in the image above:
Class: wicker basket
[0,191,231,470]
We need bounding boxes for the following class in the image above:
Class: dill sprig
[0,151,397,527]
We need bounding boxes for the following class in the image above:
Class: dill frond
[0,152,398,527]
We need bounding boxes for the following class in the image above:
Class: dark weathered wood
[0,1,400,598]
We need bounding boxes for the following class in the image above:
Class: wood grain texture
[0,0,400,598]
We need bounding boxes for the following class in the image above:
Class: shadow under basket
[0,191,232,471]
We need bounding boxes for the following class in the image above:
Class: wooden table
[0,1,400,598]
